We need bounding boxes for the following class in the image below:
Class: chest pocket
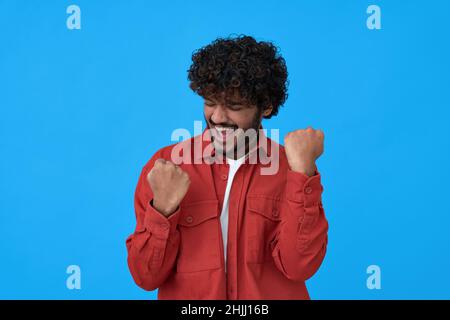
[246,195,282,264]
[176,199,222,273]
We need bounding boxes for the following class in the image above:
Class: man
[126,35,328,299]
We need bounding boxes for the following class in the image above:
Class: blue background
[1,0,449,299]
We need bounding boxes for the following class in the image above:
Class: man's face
[203,93,264,159]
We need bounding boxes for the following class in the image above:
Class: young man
[126,35,328,299]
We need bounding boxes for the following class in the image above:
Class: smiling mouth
[211,126,237,140]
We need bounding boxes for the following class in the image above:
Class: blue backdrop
[1,0,449,299]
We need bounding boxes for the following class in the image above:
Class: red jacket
[126,130,328,299]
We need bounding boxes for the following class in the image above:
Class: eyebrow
[226,100,244,105]
[205,98,245,106]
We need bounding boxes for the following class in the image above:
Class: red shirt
[126,129,328,299]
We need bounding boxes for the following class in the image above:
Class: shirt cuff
[286,169,323,208]
[143,199,181,240]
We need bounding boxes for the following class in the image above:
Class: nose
[211,104,229,125]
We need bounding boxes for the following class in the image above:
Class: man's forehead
[206,91,249,105]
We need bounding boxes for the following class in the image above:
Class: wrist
[152,198,178,217]
[289,160,316,177]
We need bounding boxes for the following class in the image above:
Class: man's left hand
[284,127,324,177]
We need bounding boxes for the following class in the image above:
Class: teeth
[214,126,234,132]
[212,126,235,140]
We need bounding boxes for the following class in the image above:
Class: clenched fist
[147,159,191,216]
[284,127,324,177]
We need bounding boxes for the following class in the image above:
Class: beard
[206,108,263,160]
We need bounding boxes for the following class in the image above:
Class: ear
[262,105,273,117]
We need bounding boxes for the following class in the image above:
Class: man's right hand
[147,159,191,217]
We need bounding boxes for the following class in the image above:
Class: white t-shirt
[220,156,246,273]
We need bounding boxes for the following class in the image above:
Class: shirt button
[160,223,169,230]
[305,186,313,194]
[185,216,193,224]
[272,210,279,218]
[221,174,228,180]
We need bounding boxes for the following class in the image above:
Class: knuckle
[165,161,175,168]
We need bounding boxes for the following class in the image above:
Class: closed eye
[228,105,243,111]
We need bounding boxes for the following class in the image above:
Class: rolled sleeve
[143,199,182,241]
[286,169,323,209]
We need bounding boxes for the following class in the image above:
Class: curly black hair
[187,35,289,119]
